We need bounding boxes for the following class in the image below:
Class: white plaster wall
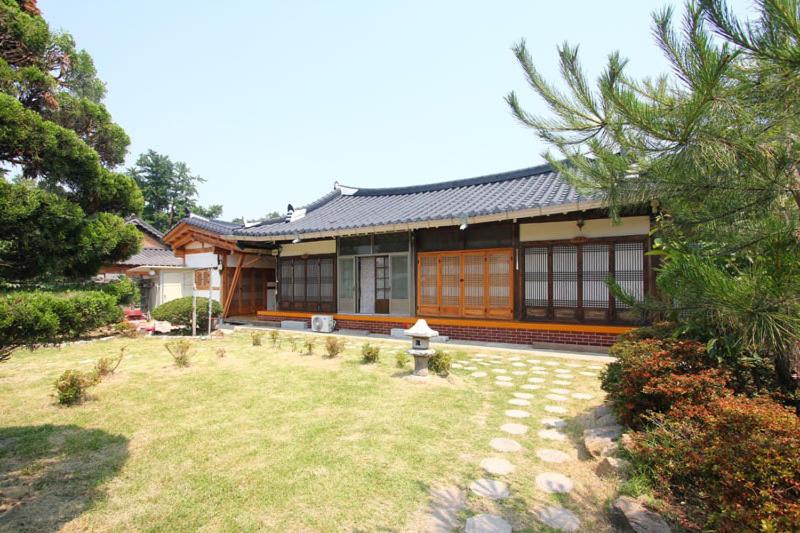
[185,251,218,269]
[280,240,336,257]
[519,216,650,242]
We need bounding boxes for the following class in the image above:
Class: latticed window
[417,249,513,319]
[278,256,336,312]
[522,239,646,323]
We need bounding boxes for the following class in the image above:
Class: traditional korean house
[164,164,654,348]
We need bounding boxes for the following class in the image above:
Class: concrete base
[280,320,307,331]
[390,328,449,343]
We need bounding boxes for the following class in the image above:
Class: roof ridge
[342,162,554,197]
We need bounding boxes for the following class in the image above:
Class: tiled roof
[235,163,600,239]
[119,248,184,267]
[182,216,243,235]
[125,216,164,241]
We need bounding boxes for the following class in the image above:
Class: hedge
[151,297,221,332]
[0,290,122,359]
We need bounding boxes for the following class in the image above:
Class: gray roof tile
[235,164,599,238]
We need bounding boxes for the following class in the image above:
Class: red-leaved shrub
[630,396,800,531]
[602,338,730,427]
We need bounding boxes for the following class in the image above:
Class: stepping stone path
[508,398,530,406]
[451,363,463,369]
[579,371,596,377]
[545,394,569,402]
[529,366,547,371]
[465,514,511,533]
[511,370,527,376]
[491,368,507,373]
[472,371,487,378]
[495,375,512,381]
[545,405,568,414]
[490,437,522,452]
[526,359,541,364]
[536,448,570,463]
[550,388,571,394]
[469,478,509,500]
[511,362,526,367]
[553,380,572,386]
[536,472,574,493]
[505,409,530,418]
[538,429,567,441]
[572,393,593,400]
[494,381,513,388]
[480,457,515,475]
[565,363,582,368]
[513,392,534,399]
[508,356,521,361]
[500,422,528,435]
[528,377,545,383]
[545,361,561,366]
[520,384,540,390]
[555,369,572,374]
[535,505,581,532]
[465,366,478,371]
[531,370,548,375]
[541,417,566,428]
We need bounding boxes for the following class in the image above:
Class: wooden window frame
[519,235,649,325]
[416,248,514,320]
[277,255,336,313]
[194,269,211,291]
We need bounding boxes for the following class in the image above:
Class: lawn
[0,330,616,531]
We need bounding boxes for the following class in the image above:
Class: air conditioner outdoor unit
[311,315,336,333]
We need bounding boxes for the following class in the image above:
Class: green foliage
[0,290,121,360]
[324,336,345,358]
[165,340,193,367]
[151,297,222,332]
[0,1,143,281]
[631,396,800,531]
[98,277,139,306]
[361,343,380,364]
[428,350,453,377]
[54,369,93,405]
[113,321,138,338]
[127,150,223,232]
[508,0,800,400]
[395,352,410,368]
[251,331,265,346]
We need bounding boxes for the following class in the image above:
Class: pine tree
[507,0,800,397]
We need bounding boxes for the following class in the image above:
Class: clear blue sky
[39,1,752,221]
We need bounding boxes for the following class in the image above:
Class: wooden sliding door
[416,249,513,319]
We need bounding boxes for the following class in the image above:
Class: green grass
[0,331,617,531]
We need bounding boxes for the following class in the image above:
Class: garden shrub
[113,321,140,338]
[54,369,95,405]
[324,337,345,358]
[216,348,226,358]
[395,352,410,368]
[428,349,453,376]
[98,277,140,306]
[165,340,193,367]
[602,338,731,428]
[151,297,222,331]
[630,395,800,531]
[251,331,265,346]
[0,290,122,359]
[303,337,316,355]
[269,330,280,347]
[361,343,380,363]
[94,347,125,378]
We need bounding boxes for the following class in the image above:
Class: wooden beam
[223,254,245,317]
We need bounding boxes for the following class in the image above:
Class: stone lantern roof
[403,319,439,339]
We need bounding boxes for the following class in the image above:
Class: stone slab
[465,514,512,533]
[280,320,307,330]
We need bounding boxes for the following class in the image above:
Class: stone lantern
[404,319,439,377]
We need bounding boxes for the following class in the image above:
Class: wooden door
[461,252,485,317]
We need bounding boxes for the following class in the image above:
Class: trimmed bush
[151,297,222,332]
[98,277,140,305]
[428,349,453,376]
[630,396,800,531]
[54,369,95,405]
[361,343,380,363]
[165,340,193,367]
[303,338,316,355]
[251,331,265,346]
[602,338,730,428]
[395,352,410,368]
[0,290,122,359]
[269,330,280,347]
[324,337,345,358]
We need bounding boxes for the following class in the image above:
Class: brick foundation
[254,313,622,347]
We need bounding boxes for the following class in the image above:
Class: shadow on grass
[0,424,128,532]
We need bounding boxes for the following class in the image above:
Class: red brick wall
[256,314,620,347]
